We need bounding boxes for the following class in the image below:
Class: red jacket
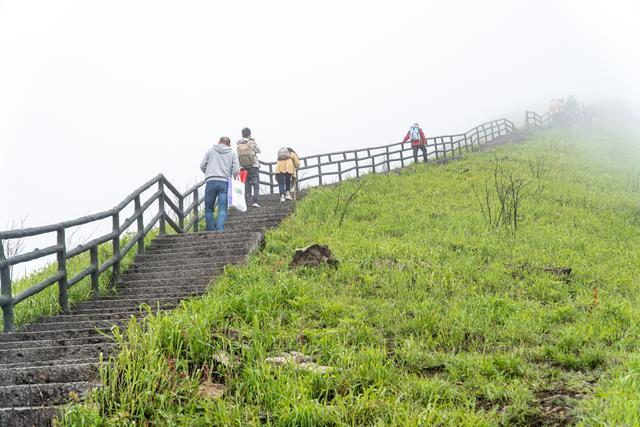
[403,128,427,147]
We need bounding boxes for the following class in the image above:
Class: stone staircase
[0,194,297,426]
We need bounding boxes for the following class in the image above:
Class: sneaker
[285,192,293,201]
[252,202,261,208]
[280,195,285,202]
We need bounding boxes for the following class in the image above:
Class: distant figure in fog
[237,127,262,208]
[200,136,239,231]
[403,123,428,163]
[275,147,300,202]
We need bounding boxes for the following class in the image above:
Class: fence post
[338,161,342,182]
[158,181,166,236]
[400,144,405,168]
[317,156,323,186]
[178,196,184,230]
[135,195,144,255]
[355,153,360,178]
[0,240,14,332]
[268,164,274,194]
[385,146,391,171]
[112,212,120,284]
[193,188,200,232]
[90,245,99,298]
[442,138,447,159]
[56,227,69,312]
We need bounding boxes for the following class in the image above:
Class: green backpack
[238,140,257,168]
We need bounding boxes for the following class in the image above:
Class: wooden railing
[0,175,209,332]
[258,118,516,192]
[525,111,550,131]
[0,117,519,332]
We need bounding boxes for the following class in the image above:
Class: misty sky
[1,0,639,232]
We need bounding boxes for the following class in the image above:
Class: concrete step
[66,302,179,316]
[113,284,208,299]
[153,230,263,242]
[0,362,98,386]
[132,254,243,268]
[0,335,108,351]
[0,405,60,427]
[0,381,94,408]
[126,260,237,274]
[0,329,102,344]
[122,270,222,282]
[35,311,140,325]
[71,296,186,311]
[0,357,98,371]
[20,320,125,333]
[144,239,261,254]
[0,342,115,365]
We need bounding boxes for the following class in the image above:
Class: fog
[1,0,639,238]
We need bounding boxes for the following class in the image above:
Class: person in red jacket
[402,123,428,163]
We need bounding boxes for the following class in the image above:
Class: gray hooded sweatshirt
[200,144,240,182]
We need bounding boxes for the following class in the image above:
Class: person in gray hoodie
[200,136,240,231]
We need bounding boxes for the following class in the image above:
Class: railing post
[268,164,274,194]
[158,180,166,236]
[178,196,184,230]
[112,212,120,283]
[57,227,69,312]
[135,195,144,255]
[90,245,99,298]
[193,188,200,233]
[385,146,391,172]
[0,240,15,332]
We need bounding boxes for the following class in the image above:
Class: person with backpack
[236,127,262,208]
[402,123,428,163]
[200,136,240,231]
[275,147,300,202]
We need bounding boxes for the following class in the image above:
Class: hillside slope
[62,129,640,426]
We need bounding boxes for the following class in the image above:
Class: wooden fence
[0,116,519,332]
[0,175,208,332]
[258,118,516,192]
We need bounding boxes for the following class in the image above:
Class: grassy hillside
[61,129,640,426]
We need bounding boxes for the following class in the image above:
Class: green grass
[60,128,640,426]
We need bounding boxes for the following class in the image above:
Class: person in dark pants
[200,137,239,231]
[402,123,428,163]
[237,127,262,208]
[275,147,300,202]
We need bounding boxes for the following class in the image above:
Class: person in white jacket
[200,137,239,231]
[237,127,262,208]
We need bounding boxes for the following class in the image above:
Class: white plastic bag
[228,177,247,212]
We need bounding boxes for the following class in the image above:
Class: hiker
[237,127,262,208]
[200,136,240,231]
[403,123,428,163]
[275,147,300,202]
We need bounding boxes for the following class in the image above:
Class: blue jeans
[204,180,228,231]
[276,173,291,194]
